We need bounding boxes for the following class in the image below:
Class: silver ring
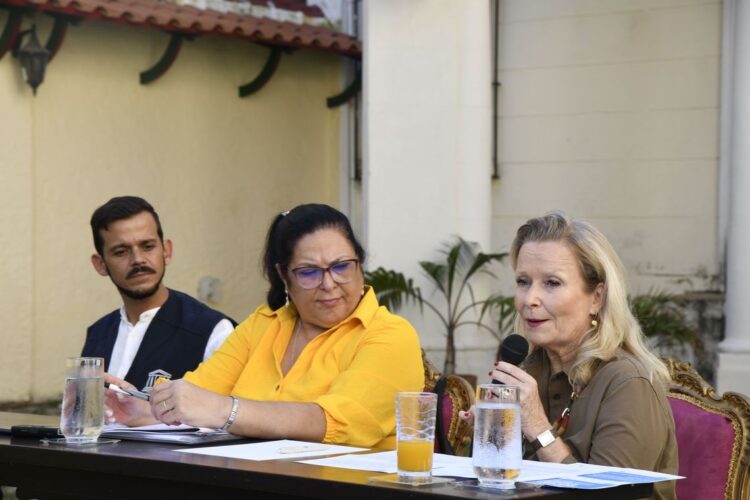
[162,400,168,411]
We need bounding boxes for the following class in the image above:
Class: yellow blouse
[183,288,424,449]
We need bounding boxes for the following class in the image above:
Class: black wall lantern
[13,25,50,95]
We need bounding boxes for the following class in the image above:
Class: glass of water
[396,392,437,483]
[472,384,522,489]
[60,357,104,443]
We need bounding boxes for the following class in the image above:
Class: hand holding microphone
[459,334,529,424]
[492,334,529,384]
[490,334,554,441]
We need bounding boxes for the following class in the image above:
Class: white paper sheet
[175,439,369,460]
[298,452,564,480]
[297,452,683,487]
[526,464,683,489]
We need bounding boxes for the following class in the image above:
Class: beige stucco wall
[492,0,721,295]
[0,13,342,401]
[0,36,34,400]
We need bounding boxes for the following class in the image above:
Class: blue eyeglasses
[290,259,360,289]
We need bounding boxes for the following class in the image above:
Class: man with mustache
[81,196,235,391]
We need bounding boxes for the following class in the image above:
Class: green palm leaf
[419,261,447,295]
[364,267,423,311]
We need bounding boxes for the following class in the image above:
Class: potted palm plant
[365,237,507,374]
[630,290,702,356]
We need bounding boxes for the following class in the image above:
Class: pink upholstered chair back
[422,351,474,456]
[664,358,750,500]
[668,396,734,499]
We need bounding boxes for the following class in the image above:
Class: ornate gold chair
[422,351,474,456]
[664,358,750,500]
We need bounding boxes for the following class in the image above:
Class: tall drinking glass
[472,384,522,489]
[396,392,437,483]
[60,357,104,443]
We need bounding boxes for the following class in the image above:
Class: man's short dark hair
[91,196,164,255]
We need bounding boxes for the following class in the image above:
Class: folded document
[101,423,243,445]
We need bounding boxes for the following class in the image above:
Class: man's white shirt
[108,305,234,381]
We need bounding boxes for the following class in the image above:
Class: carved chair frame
[422,352,475,456]
[664,357,750,500]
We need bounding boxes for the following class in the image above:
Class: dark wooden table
[0,412,652,500]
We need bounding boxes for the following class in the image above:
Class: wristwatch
[530,429,556,451]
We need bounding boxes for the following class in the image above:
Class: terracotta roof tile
[0,0,361,57]
[168,9,194,21]
[147,10,175,25]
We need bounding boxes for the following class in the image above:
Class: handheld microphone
[492,334,529,384]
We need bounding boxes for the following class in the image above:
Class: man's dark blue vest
[81,289,232,390]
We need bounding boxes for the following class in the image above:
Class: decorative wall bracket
[238,46,284,98]
[45,13,77,63]
[140,33,194,84]
[0,8,23,60]
[326,69,360,108]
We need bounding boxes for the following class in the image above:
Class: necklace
[552,391,577,437]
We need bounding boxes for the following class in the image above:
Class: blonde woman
[466,212,677,500]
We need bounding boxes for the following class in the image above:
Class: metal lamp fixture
[15,25,50,95]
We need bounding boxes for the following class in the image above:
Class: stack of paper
[101,423,243,445]
[169,440,682,491]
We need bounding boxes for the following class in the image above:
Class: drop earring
[591,316,599,328]
[285,287,290,307]
[361,287,365,297]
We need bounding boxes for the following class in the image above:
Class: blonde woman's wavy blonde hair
[511,211,669,387]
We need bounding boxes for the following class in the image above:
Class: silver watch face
[537,430,556,447]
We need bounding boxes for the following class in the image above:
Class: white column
[718,0,750,395]
[362,0,492,372]
[362,0,491,268]
[456,3,492,249]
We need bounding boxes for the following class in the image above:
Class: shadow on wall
[0,400,60,416]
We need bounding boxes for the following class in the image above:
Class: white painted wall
[492,0,721,297]
[363,0,722,381]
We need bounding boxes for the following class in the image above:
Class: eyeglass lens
[292,260,358,289]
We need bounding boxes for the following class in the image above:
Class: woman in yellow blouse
[105,204,424,448]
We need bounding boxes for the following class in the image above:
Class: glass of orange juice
[396,392,437,483]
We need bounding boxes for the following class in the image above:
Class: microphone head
[500,334,529,366]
